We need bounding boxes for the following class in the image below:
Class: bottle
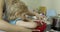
[52,14,60,31]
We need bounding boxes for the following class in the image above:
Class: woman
[0,0,43,32]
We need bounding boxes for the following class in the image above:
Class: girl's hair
[4,0,29,20]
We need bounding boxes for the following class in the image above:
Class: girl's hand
[35,14,44,25]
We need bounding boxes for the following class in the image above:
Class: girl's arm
[27,11,43,20]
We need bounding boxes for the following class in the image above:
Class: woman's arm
[0,0,32,32]
[0,0,4,19]
[0,20,32,32]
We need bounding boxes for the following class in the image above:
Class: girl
[0,0,43,32]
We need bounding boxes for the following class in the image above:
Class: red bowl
[32,20,47,32]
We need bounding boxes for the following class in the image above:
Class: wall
[53,0,60,14]
[21,0,41,9]
[40,0,60,14]
[40,0,53,10]
[21,0,53,10]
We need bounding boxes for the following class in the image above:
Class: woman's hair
[4,0,29,20]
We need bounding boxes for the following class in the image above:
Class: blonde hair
[4,0,29,20]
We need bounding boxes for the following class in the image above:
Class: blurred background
[20,0,60,32]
